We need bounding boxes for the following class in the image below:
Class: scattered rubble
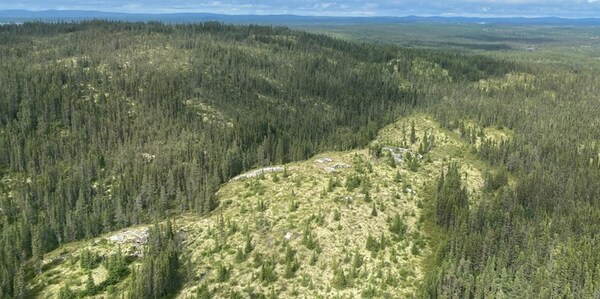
[284,232,293,241]
[405,188,416,195]
[107,227,149,244]
[332,163,351,169]
[339,195,353,203]
[141,153,156,162]
[231,166,285,181]
[314,157,333,164]
[107,227,149,257]
[383,147,410,163]
[324,163,352,173]
[391,153,404,163]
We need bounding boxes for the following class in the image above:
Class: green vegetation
[14,113,483,297]
[130,221,180,298]
[434,163,469,229]
[1,20,599,298]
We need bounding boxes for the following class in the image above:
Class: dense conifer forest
[0,21,599,297]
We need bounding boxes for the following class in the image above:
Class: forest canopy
[0,21,599,298]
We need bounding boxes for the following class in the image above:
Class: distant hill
[1,10,600,26]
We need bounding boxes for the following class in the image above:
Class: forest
[0,20,599,298]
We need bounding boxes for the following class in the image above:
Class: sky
[2,0,600,18]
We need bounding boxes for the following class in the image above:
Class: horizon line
[2,9,600,20]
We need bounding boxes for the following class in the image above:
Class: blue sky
[2,0,600,17]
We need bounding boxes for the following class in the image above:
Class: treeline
[422,56,600,296]
[130,221,180,299]
[0,21,511,296]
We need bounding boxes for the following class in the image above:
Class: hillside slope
[4,21,600,298]
[29,114,510,298]
[0,21,517,298]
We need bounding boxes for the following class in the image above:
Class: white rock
[231,166,285,181]
[331,163,351,169]
[141,153,156,162]
[284,232,293,241]
[324,167,336,173]
[315,157,333,164]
